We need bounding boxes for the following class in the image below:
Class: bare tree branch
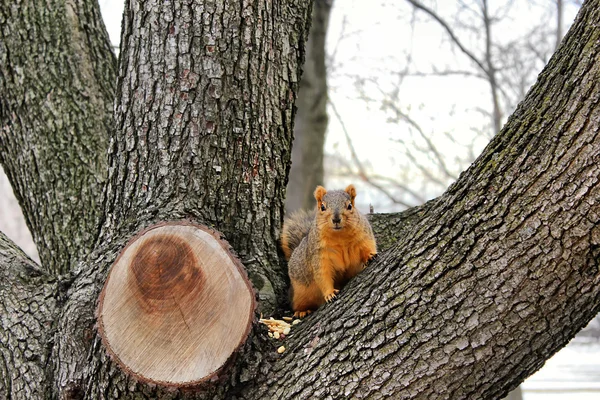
[481,0,503,134]
[556,0,564,49]
[405,0,490,76]
[376,85,458,181]
[329,99,415,208]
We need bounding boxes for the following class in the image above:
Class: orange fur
[314,186,327,204]
[345,184,356,203]
[291,281,322,317]
[284,185,378,317]
[280,235,291,260]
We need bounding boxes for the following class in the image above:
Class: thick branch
[0,0,117,274]
[368,200,438,251]
[0,232,58,398]
[241,2,600,398]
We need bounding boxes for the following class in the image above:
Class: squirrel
[280,184,377,317]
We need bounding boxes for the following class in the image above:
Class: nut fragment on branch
[259,316,299,344]
[97,222,255,387]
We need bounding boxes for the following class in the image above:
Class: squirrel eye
[320,203,326,212]
[347,203,352,210]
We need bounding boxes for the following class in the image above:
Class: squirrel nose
[332,216,341,224]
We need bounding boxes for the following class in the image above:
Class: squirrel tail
[280,209,314,260]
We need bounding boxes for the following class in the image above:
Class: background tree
[329,0,581,210]
[285,0,332,212]
[1,0,600,399]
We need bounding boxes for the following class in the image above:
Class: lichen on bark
[0,0,116,275]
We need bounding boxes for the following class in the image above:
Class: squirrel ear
[314,185,327,203]
[345,184,357,202]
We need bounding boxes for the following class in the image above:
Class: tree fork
[1,0,600,399]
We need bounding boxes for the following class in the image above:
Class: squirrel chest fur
[281,184,377,317]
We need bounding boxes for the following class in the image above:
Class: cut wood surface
[97,222,255,386]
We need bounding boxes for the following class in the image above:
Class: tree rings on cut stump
[97,222,255,386]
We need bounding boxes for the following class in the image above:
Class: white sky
[323,0,581,212]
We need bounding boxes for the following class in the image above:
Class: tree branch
[0,0,117,274]
[368,199,438,251]
[329,99,416,208]
[404,0,490,76]
[379,91,458,182]
[481,0,503,134]
[241,2,600,397]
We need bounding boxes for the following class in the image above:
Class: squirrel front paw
[323,289,340,303]
[293,310,312,318]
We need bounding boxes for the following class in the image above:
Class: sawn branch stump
[97,222,255,387]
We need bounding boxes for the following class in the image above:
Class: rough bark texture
[368,200,437,251]
[47,0,313,398]
[0,232,59,399]
[0,0,599,399]
[0,0,117,275]
[285,0,331,212]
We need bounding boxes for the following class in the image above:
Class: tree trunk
[0,0,599,399]
[285,0,332,212]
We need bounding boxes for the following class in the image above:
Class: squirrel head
[314,184,358,232]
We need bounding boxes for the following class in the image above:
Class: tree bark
[100,0,313,315]
[0,0,599,399]
[0,232,59,399]
[0,0,116,275]
[48,0,312,397]
[285,0,331,212]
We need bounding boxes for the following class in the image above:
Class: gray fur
[281,209,315,256]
